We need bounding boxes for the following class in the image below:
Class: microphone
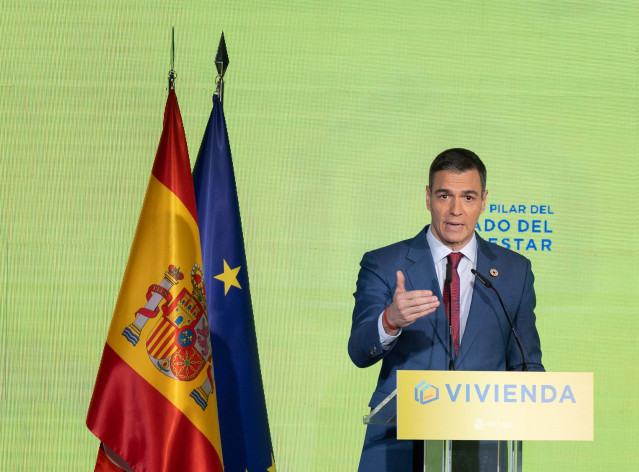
[445,262,454,371]
[471,268,492,288]
[471,268,528,371]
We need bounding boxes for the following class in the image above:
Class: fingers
[393,291,440,321]
[395,292,439,313]
[395,270,406,295]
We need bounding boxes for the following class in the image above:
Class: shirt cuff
[378,311,401,350]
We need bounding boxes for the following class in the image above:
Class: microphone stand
[444,264,454,472]
[471,269,528,371]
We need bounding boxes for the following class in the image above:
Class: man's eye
[465,196,474,201]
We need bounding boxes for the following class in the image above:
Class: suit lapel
[455,236,498,366]
[404,227,452,359]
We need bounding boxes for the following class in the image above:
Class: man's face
[426,169,487,251]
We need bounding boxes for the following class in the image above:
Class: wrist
[383,306,400,333]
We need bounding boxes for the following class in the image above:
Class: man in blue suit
[349,149,544,471]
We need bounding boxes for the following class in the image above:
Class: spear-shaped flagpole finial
[215,32,229,103]
[168,27,176,90]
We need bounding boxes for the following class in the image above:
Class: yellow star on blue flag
[214,259,241,295]
[267,454,276,472]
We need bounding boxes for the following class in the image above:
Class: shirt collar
[426,225,478,265]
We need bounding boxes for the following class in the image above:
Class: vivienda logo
[413,381,577,405]
[415,381,439,404]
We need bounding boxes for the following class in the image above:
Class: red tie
[443,252,463,355]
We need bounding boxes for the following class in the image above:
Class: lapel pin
[490,268,498,277]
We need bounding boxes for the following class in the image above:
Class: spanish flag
[86,89,223,471]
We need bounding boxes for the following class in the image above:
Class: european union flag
[193,95,276,472]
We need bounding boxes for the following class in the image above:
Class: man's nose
[450,198,462,215]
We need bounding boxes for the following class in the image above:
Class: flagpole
[168,27,176,90]
[215,32,229,103]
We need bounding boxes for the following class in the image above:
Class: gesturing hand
[383,270,440,334]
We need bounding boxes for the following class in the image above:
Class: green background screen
[2,1,638,470]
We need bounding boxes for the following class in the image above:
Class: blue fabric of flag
[193,94,275,472]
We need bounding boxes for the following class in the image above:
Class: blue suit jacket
[349,226,544,470]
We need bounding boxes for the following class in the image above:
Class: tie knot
[447,252,463,269]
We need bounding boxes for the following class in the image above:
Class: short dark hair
[429,148,487,192]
